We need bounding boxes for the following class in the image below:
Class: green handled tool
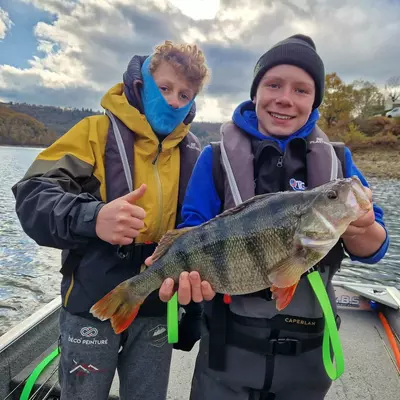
[167,292,179,343]
[307,270,345,380]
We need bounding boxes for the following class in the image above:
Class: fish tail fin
[271,282,299,311]
[90,282,144,334]
[110,302,142,334]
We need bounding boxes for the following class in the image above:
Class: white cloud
[1,0,400,122]
[195,95,235,122]
[20,0,75,16]
[169,0,221,20]
[0,7,13,40]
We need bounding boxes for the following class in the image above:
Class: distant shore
[351,146,400,179]
[2,143,399,180]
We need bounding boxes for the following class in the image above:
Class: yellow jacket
[12,83,200,315]
[22,83,192,243]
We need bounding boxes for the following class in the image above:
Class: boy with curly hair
[12,40,210,400]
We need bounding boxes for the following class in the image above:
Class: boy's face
[253,64,315,137]
[151,60,196,109]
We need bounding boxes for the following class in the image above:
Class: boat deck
[8,309,400,400]
[325,309,399,400]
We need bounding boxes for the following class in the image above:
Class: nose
[275,88,294,107]
[167,94,180,109]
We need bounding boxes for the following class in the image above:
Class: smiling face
[253,65,316,137]
[151,60,195,109]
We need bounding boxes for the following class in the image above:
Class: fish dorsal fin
[206,192,280,224]
[153,194,280,262]
[152,226,194,262]
[200,190,300,231]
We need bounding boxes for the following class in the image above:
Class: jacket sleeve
[178,145,222,228]
[343,147,389,264]
[11,117,105,250]
[175,145,222,351]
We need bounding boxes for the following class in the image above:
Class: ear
[252,95,257,104]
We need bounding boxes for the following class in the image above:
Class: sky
[0,0,399,122]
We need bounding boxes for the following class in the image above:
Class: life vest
[206,121,346,371]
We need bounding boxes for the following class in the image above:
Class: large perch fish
[90,176,372,334]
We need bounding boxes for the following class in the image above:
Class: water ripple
[1,147,399,336]
[0,146,61,335]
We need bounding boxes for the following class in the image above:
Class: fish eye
[327,190,338,200]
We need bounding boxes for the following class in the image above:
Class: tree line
[319,74,400,149]
[1,73,399,148]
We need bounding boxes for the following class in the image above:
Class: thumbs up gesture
[95,184,147,245]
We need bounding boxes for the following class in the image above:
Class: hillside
[0,105,58,146]
[2,101,400,179]
[1,101,222,145]
[3,102,101,137]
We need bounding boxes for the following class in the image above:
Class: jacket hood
[100,83,190,151]
[122,54,197,125]
[232,100,320,150]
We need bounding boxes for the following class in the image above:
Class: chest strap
[207,293,334,371]
[227,330,323,357]
[61,242,157,277]
[116,242,158,274]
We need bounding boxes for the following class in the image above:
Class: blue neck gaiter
[140,56,195,136]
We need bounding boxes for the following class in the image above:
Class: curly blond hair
[149,40,210,93]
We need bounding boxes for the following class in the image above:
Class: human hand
[145,256,216,305]
[341,187,374,239]
[95,184,146,246]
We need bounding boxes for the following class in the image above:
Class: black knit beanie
[250,34,325,109]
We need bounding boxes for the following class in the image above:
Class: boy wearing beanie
[169,34,388,399]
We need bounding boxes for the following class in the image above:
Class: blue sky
[0,0,399,121]
[0,0,56,68]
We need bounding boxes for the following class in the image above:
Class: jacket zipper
[152,142,163,165]
[152,142,163,241]
[277,155,283,167]
[64,272,75,307]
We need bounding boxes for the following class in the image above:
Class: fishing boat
[1,280,399,400]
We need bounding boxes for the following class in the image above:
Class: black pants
[190,332,332,400]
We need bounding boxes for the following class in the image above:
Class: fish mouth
[348,176,372,216]
[298,235,338,253]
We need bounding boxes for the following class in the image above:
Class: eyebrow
[157,78,174,86]
[263,76,314,88]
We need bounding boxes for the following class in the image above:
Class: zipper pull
[152,142,163,165]
[277,156,283,167]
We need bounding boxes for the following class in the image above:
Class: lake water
[0,146,399,336]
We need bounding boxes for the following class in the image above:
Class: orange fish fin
[271,282,299,311]
[267,254,304,288]
[152,226,194,262]
[223,294,232,304]
[110,303,141,334]
[90,282,143,334]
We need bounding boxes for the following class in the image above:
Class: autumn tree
[0,105,57,146]
[319,73,355,129]
[385,76,400,104]
[352,80,385,118]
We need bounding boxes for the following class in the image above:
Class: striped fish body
[90,176,372,333]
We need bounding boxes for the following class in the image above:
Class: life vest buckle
[116,242,158,274]
[267,338,301,356]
